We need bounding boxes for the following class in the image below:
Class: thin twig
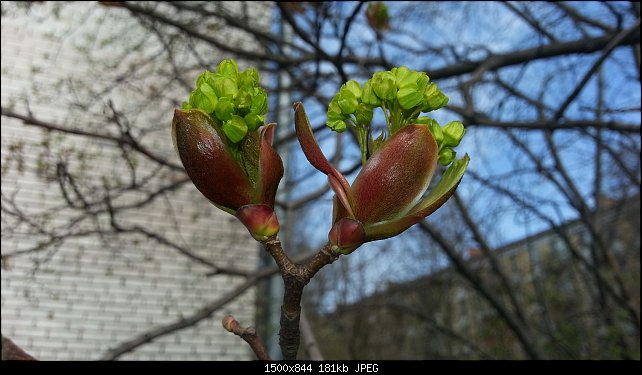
[222,315,271,360]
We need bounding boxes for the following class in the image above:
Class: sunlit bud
[361,80,381,106]
[222,315,237,332]
[422,83,449,112]
[393,66,416,90]
[337,90,359,115]
[372,71,397,101]
[217,59,239,79]
[343,80,362,99]
[443,121,465,147]
[397,86,423,110]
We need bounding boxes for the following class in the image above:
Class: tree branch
[222,315,271,360]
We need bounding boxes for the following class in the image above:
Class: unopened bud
[329,218,366,255]
[236,204,280,241]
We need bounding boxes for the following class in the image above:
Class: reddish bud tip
[236,204,280,242]
[222,315,237,332]
[329,218,366,255]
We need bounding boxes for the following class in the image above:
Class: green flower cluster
[182,59,268,143]
[325,66,463,166]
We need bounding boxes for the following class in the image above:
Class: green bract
[324,66,466,167]
[185,59,269,144]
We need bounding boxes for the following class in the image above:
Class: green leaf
[222,115,248,143]
[412,154,470,216]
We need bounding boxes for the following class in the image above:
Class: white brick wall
[1,2,272,360]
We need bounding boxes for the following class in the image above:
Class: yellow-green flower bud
[239,68,259,89]
[355,103,374,125]
[244,113,263,131]
[250,88,268,115]
[438,148,456,166]
[189,88,215,114]
[427,118,444,145]
[443,121,465,147]
[213,77,238,99]
[361,80,381,106]
[397,86,423,110]
[337,90,358,115]
[222,115,248,143]
[343,80,362,99]
[215,97,235,122]
[235,89,252,115]
[393,66,416,90]
[422,83,448,112]
[217,59,239,79]
[372,71,396,101]
[198,83,218,112]
[416,72,430,92]
[327,119,348,132]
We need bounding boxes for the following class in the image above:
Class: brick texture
[1,2,272,360]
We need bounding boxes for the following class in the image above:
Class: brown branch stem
[263,238,337,360]
[222,315,271,360]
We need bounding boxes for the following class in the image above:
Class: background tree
[1,1,639,359]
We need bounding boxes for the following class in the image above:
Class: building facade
[1,2,272,360]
